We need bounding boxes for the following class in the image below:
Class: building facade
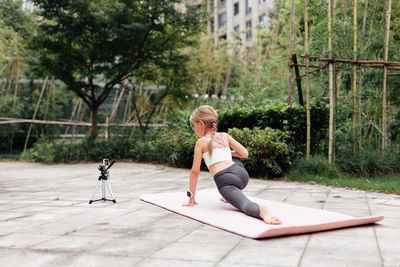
[206,0,275,44]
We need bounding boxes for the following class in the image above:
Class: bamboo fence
[288,0,396,162]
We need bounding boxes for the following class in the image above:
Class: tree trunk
[90,108,98,140]
[288,0,295,105]
[382,0,391,150]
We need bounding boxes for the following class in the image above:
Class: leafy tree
[30,0,204,139]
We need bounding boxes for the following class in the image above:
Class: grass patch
[0,152,22,160]
[285,172,400,194]
[286,155,400,194]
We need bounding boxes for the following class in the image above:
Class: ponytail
[207,122,218,157]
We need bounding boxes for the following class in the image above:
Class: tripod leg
[102,180,106,201]
[89,180,101,204]
[105,181,117,203]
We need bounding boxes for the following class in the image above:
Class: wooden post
[352,0,358,154]
[110,85,126,123]
[304,0,311,158]
[292,54,304,106]
[43,76,55,121]
[41,76,55,135]
[64,98,81,136]
[23,76,48,151]
[328,0,335,164]
[105,116,109,141]
[382,0,392,150]
[288,0,295,105]
[122,87,132,123]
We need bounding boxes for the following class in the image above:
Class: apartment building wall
[207,0,275,45]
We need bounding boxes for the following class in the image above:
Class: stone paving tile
[301,234,381,266]
[220,243,304,266]
[0,233,57,248]
[62,253,143,267]
[29,235,113,253]
[151,239,240,262]
[136,258,214,267]
[216,263,273,267]
[177,228,243,244]
[95,237,174,258]
[0,161,399,267]
[0,249,71,267]
[0,220,45,234]
[375,226,400,267]
[299,253,382,267]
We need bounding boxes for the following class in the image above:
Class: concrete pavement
[0,161,399,267]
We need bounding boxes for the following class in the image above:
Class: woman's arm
[227,134,249,158]
[183,139,204,207]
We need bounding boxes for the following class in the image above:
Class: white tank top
[202,133,232,167]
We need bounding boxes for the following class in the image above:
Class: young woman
[183,105,281,225]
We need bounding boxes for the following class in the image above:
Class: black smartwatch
[187,191,195,198]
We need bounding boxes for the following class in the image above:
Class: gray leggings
[213,162,261,219]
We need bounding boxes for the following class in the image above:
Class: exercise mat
[140,188,383,239]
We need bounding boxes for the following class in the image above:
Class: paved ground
[0,161,399,267]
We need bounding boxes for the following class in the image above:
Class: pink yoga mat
[140,188,383,239]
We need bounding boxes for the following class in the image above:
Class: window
[219,0,226,8]
[246,20,252,39]
[259,14,267,27]
[246,0,252,15]
[210,18,214,33]
[219,34,227,41]
[218,12,227,29]
[234,2,239,15]
[234,25,240,35]
[259,0,266,3]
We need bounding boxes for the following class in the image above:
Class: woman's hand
[182,197,198,207]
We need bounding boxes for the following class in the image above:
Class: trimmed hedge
[26,125,294,177]
[218,99,329,153]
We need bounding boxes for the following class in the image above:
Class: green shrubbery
[23,100,399,180]
[218,99,329,153]
[26,124,293,177]
[287,155,340,181]
[228,127,294,177]
[287,148,400,180]
[335,149,400,177]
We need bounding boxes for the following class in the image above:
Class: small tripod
[89,159,117,204]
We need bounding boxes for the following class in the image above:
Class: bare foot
[259,205,282,225]
[219,197,229,203]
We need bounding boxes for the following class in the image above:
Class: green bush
[25,125,296,178]
[228,127,295,177]
[218,99,329,153]
[335,148,400,177]
[286,155,339,180]
[389,110,400,145]
[160,127,197,168]
[30,138,57,163]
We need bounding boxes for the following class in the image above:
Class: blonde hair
[190,105,218,156]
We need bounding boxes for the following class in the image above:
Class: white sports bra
[202,133,232,167]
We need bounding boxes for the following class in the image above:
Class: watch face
[187,191,191,197]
